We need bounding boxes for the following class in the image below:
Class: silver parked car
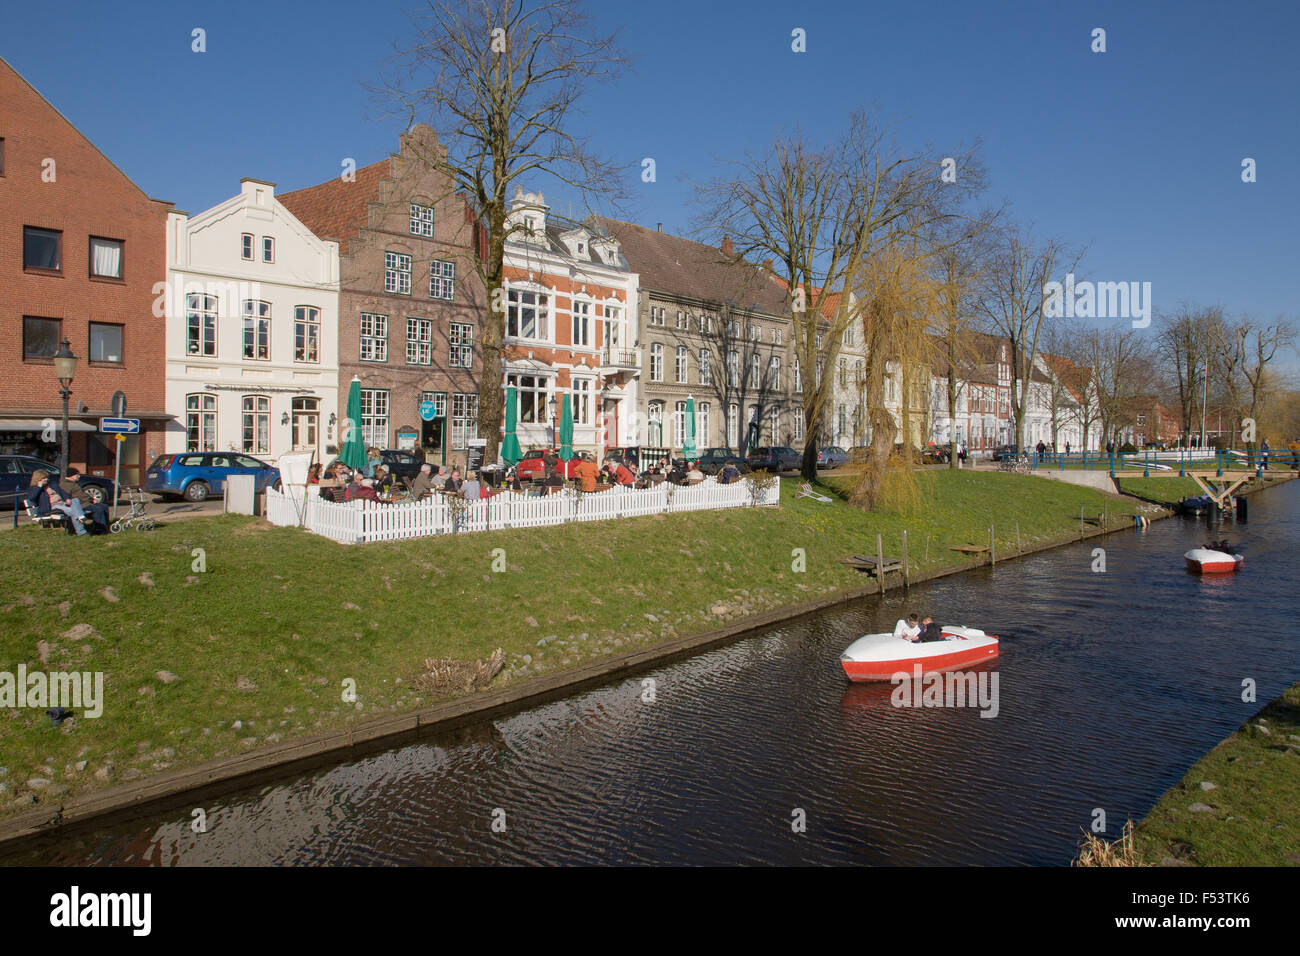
[817,446,849,468]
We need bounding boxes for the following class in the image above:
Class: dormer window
[577,242,585,254]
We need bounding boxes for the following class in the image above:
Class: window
[451,393,478,449]
[507,374,550,423]
[262,237,274,263]
[839,404,848,439]
[573,378,592,425]
[699,349,712,386]
[88,323,124,364]
[697,402,710,446]
[674,401,688,447]
[22,316,61,361]
[727,350,739,387]
[768,406,780,444]
[699,314,712,334]
[603,304,622,352]
[728,319,740,337]
[406,317,433,365]
[793,356,802,392]
[241,234,254,260]
[816,359,824,386]
[650,343,664,381]
[727,404,739,448]
[410,203,434,237]
[241,395,271,454]
[839,358,848,386]
[360,313,388,362]
[242,301,270,360]
[294,307,320,363]
[385,251,412,294]
[187,294,217,356]
[430,260,455,300]
[769,355,781,390]
[751,353,760,385]
[816,331,824,349]
[507,289,550,340]
[186,394,217,451]
[572,300,591,347]
[676,310,687,330]
[772,328,781,345]
[676,346,688,383]
[360,389,389,447]
[89,237,123,279]
[23,227,61,272]
[647,402,664,445]
[843,327,855,346]
[421,391,448,420]
[650,306,665,327]
[450,322,473,368]
[749,324,760,342]
[793,407,804,443]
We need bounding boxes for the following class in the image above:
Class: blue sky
[4,0,1297,329]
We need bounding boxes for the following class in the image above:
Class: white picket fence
[265,477,780,545]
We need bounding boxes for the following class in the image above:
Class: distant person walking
[1261,437,1270,470]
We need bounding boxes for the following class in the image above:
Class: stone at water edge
[1199,781,1217,791]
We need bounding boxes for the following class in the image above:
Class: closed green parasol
[339,376,367,471]
[501,386,523,465]
[559,392,574,462]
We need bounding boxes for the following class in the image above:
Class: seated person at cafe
[504,466,522,491]
[666,460,688,484]
[372,465,397,496]
[686,461,704,482]
[444,466,463,492]
[346,477,380,502]
[462,470,482,500]
[27,470,91,535]
[720,462,741,483]
[575,453,598,492]
[614,461,636,485]
[59,468,110,530]
[409,463,434,498]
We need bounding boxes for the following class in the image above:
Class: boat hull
[1184,548,1243,574]
[840,626,1000,682]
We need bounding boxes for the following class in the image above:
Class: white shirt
[893,618,920,640]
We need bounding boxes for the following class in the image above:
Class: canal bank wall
[1,475,1291,852]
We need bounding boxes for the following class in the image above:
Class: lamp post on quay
[53,339,78,474]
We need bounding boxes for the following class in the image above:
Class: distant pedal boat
[839,626,1000,682]
[1184,547,1244,574]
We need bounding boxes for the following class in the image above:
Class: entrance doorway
[292,397,319,456]
[420,391,447,466]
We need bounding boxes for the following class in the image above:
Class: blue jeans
[52,500,88,535]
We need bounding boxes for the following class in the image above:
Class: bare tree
[1074,323,1151,446]
[699,113,981,479]
[377,0,626,462]
[977,227,1080,450]
[1213,316,1298,452]
[1155,305,1223,443]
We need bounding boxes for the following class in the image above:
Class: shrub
[1117,442,1139,455]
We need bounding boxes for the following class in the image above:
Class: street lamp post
[548,396,558,447]
[53,339,78,475]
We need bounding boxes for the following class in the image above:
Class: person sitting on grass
[26,471,90,536]
[59,468,110,531]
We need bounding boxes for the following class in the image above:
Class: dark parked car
[692,447,749,475]
[746,446,801,472]
[379,449,424,482]
[992,444,1020,462]
[0,456,116,507]
[145,452,280,501]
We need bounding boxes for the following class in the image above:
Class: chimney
[656,223,662,232]
[721,236,735,257]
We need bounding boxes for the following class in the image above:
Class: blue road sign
[101,417,140,434]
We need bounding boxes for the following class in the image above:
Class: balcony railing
[602,347,641,370]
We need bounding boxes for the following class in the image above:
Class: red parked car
[515,448,582,481]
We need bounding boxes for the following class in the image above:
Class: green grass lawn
[1134,683,1300,866]
[1115,476,1206,503]
[0,469,1139,819]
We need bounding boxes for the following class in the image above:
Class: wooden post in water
[901,529,910,588]
[989,525,995,567]
[1080,506,1085,540]
[876,533,886,594]
[924,533,930,565]
[1016,520,1022,555]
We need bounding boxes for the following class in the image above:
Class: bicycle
[110,487,156,533]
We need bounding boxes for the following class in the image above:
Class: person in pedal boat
[893,614,921,641]
[915,616,946,642]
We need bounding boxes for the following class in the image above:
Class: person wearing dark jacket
[26,471,90,535]
[60,469,110,530]
[916,616,946,642]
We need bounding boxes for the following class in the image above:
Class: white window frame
[698,402,710,447]
[430,259,455,300]
[699,349,711,386]
[294,306,320,363]
[406,317,434,365]
[186,393,217,452]
[506,287,550,341]
[451,393,478,450]
[360,389,389,448]
[675,345,688,383]
[410,203,434,237]
[242,300,271,361]
[385,251,412,295]
[572,377,593,425]
[241,394,271,454]
[572,299,591,347]
[360,312,388,362]
[240,233,254,261]
[186,293,217,357]
[650,343,664,382]
[449,321,473,368]
[261,237,274,263]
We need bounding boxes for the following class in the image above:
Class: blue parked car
[145,452,280,501]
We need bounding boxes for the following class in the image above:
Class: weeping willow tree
[850,235,940,511]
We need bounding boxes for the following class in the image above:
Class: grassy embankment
[0,469,1140,818]
[1130,683,1300,866]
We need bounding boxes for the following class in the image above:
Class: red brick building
[280,126,484,467]
[0,56,172,484]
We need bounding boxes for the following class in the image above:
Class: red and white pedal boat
[1184,547,1244,574]
[840,625,999,682]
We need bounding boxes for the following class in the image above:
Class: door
[292,397,319,455]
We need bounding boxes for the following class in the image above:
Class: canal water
[8,481,1299,866]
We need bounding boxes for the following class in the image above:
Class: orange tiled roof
[278,158,392,257]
